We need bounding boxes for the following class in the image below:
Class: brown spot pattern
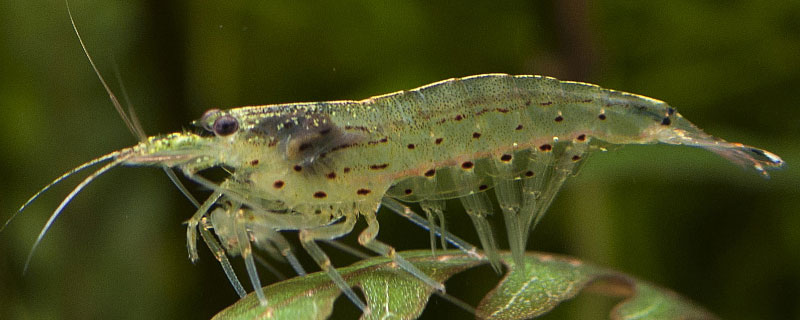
[525,171,535,177]
[369,164,389,170]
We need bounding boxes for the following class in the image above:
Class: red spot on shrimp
[404,189,413,195]
[370,163,389,170]
[313,191,327,198]
[525,171,535,177]
[343,167,351,173]
[478,184,488,191]
[572,155,582,161]
[356,189,371,195]
[250,159,259,166]
[461,161,474,169]
[455,115,463,121]
[539,101,553,106]
[293,165,303,172]
[326,172,336,179]
[515,124,523,130]
[472,132,481,139]
[424,169,436,177]
[554,115,564,122]
[273,180,284,189]
[407,144,415,149]
[598,114,606,120]
[500,154,512,162]
[539,144,552,151]
[435,138,444,145]
[576,134,586,141]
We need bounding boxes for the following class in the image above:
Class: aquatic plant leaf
[477,253,717,320]
[212,250,480,320]
[214,250,717,320]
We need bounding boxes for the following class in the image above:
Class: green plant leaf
[213,250,717,320]
[476,254,717,319]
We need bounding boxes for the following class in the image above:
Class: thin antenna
[68,0,201,208]
[24,155,129,273]
[110,57,146,140]
[1,152,117,233]
[66,0,140,141]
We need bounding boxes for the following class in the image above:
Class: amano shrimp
[12,72,785,309]
[8,6,785,311]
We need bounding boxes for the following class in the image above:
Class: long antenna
[67,0,201,208]
[24,155,129,273]
[66,0,139,140]
[1,152,116,233]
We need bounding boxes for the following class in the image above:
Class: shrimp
[8,3,785,313]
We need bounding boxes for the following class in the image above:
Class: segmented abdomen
[235,74,671,212]
[342,74,666,202]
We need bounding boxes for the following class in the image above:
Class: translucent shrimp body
[16,74,783,310]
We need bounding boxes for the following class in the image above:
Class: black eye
[213,115,239,136]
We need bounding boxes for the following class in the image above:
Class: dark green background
[1,1,797,319]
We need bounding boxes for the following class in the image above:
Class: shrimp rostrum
[14,73,784,310]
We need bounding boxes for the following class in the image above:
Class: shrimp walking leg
[249,223,307,276]
[358,206,445,292]
[228,207,270,305]
[184,192,249,297]
[186,191,222,262]
[381,197,479,257]
[198,217,247,297]
[299,214,366,311]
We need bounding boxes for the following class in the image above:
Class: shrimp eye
[213,115,239,136]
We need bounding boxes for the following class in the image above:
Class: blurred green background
[1,0,798,319]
